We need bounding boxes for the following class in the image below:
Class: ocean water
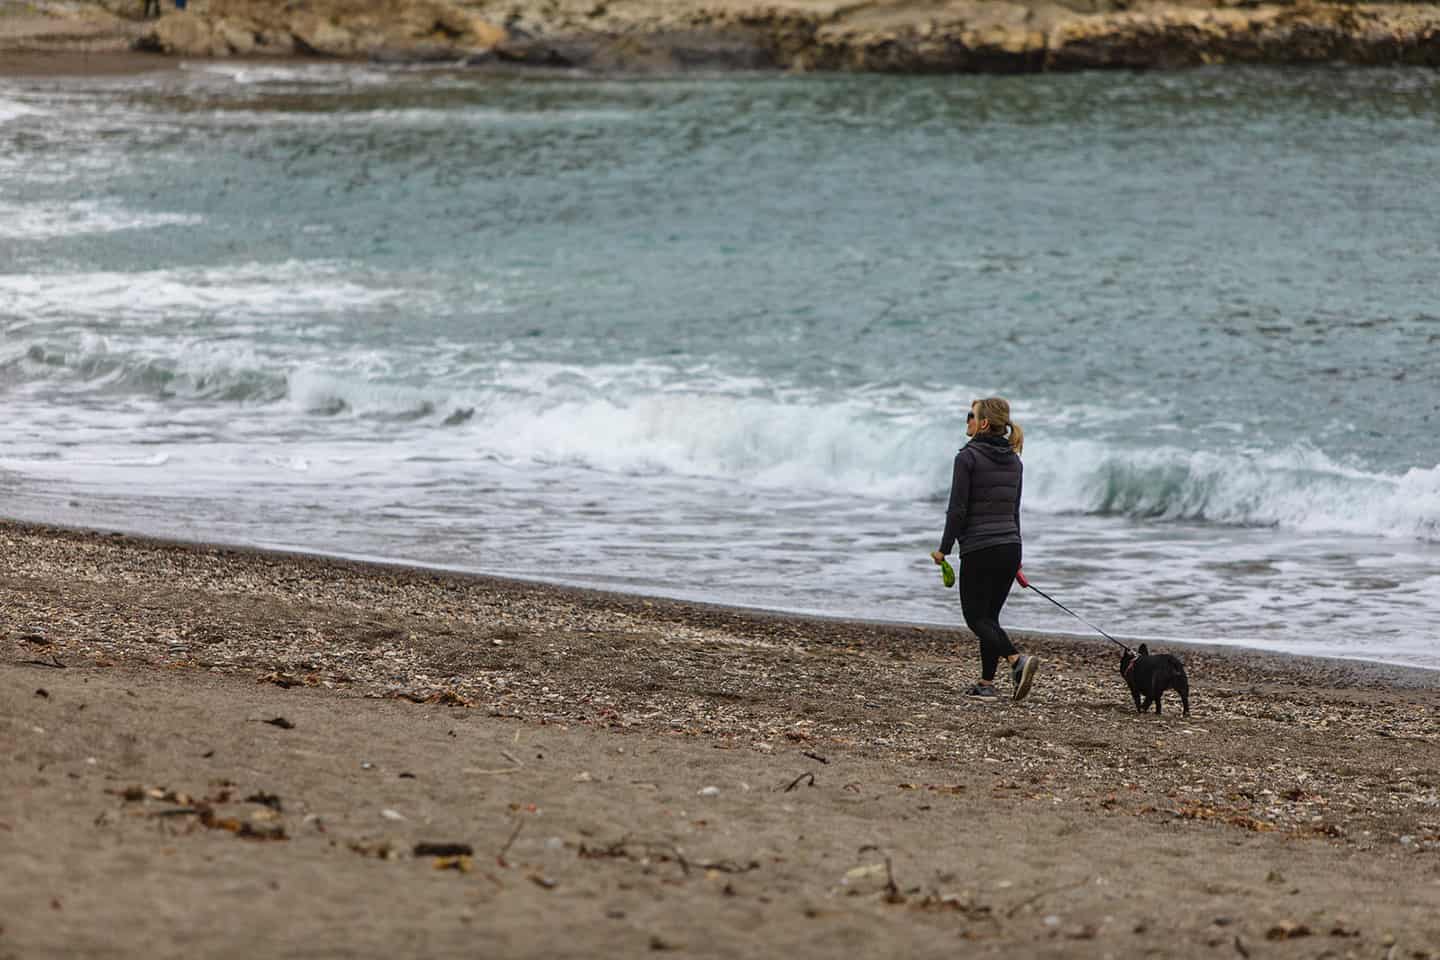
[2,62,1438,667]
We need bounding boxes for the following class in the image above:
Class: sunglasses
[966,411,976,421]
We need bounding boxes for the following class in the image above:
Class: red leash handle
[1015,568,1030,589]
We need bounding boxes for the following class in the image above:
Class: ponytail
[971,396,1023,455]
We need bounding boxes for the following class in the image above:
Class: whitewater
[2,63,1438,667]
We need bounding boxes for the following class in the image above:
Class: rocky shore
[3,0,1439,72]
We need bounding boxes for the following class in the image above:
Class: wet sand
[2,518,1438,958]
[0,49,176,75]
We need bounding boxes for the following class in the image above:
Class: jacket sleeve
[938,450,972,555]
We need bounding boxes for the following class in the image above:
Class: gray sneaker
[965,683,1000,701]
[1011,655,1040,702]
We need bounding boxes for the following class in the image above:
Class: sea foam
[0,200,202,241]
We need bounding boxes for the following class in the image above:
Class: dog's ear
[1138,643,1149,656]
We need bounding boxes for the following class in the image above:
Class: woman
[930,397,1039,702]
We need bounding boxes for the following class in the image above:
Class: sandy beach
[0,49,176,75]
[2,518,1438,957]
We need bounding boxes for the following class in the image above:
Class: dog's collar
[1124,657,1138,678]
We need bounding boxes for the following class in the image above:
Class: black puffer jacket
[938,432,1022,556]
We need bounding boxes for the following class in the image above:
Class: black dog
[1119,644,1190,716]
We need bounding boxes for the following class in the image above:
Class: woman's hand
[930,550,946,565]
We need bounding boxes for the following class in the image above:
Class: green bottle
[940,559,955,588]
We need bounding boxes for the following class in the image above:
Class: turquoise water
[2,62,1438,666]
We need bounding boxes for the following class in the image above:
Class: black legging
[958,543,1021,681]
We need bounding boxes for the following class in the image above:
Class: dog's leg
[1149,678,1164,715]
[1178,679,1190,717]
[1131,689,1143,712]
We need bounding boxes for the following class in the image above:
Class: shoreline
[5,1,1440,76]
[4,513,1440,957]
[6,515,1438,684]
[0,49,179,76]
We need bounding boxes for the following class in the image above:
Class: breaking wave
[5,344,1435,541]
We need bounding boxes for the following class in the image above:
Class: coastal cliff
[5,0,1440,72]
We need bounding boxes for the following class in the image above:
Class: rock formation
[134,0,510,59]
[20,0,1440,71]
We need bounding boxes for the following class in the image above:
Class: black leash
[1018,573,1131,653]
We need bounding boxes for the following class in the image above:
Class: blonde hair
[972,397,1024,455]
